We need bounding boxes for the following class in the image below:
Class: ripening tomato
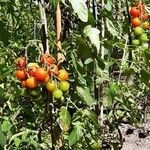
[129,7,141,18]
[142,21,149,30]
[26,77,38,89]
[58,69,69,81]
[16,69,27,80]
[52,89,63,99]
[59,81,70,91]
[141,13,149,21]
[35,67,47,81]
[49,64,59,75]
[15,57,26,68]
[40,54,55,65]
[21,80,26,87]
[46,81,57,92]
[134,2,145,10]
[44,74,50,83]
[131,17,141,27]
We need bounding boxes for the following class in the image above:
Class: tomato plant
[0,0,150,150]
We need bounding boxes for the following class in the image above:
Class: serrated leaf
[106,18,118,37]
[84,25,100,53]
[59,106,71,132]
[68,122,83,146]
[69,0,88,22]
[76,86,95,106]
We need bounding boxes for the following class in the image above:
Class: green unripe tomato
[52,89,63,99]
[139,33,148,42]
[141,43,149,49]
[59,81,70,92]
[134,27,144,36]
[132,39,140,46]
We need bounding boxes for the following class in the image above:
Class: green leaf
[76,86,95,106]
[140,69,150,87]
[0,126,6,148]
[1,120,12,132]
[144,49,150,64]
[83,110,99,128]
[76,36,92,60]
[14,138,21,147]
[69,0,88,22]
[59,106,71,132]
[68,122,83,146]
[104,0,112,11]
[106,18,118,37]
[51,0,59,9]
[84,25,100,53]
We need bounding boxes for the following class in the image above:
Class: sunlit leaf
[84,25,100,53]
[59,106,71,132]
[69,0,88,22]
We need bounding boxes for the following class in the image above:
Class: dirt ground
[120,122,150,150]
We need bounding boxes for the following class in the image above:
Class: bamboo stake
[56,2,63,65]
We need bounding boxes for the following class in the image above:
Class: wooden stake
[56,2,63,65]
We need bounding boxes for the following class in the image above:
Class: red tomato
[58,69,69,81]
[130,7,141,18]
[26,77,38,89]
[141,13,149,21]
[134,2,145,10]
[40,54,55,65]
[28,66,38,77]
[131,17,141,27]
[35,67,47,81]
[16,69,27,80]
[15,57,26,68]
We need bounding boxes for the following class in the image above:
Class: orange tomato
[16,69,27,80]
[58,69,69,81]
[131,17,141,27]
[26,77,38,89]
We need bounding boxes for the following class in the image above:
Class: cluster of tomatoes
[15,54,70,99]
[130,1,149,47]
